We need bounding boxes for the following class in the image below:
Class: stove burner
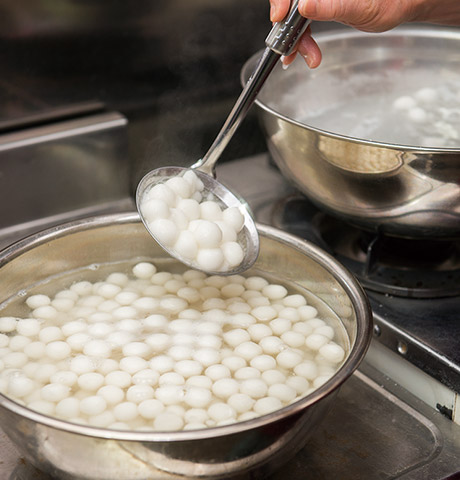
[272,195,460,298]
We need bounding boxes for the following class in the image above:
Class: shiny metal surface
[195,1,308,172]
[241,26,460,239]
[136,4,309,275]
[0,111,130,229]
[4,363,460,479]
[0,0,274,185]
[194,47,279,174]
[0,213,371,480]
[0,1,269,125]
[271,363,460,479]
[218,154,460,394]
[264,0,310,56]
[136,166,260,275]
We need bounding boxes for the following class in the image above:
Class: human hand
[270,0,460,68]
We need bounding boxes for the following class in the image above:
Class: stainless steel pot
[0,213,372,480]
[241,25,460,239]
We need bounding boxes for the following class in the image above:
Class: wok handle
[265,0,311,56]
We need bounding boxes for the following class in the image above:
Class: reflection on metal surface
[0,0,272,178]
[218,154,460,397]
[0,112,130,229]
[242,26,460,238]
[318,135,403,176]
[0,214,370,480]
[4,363,460,479]
[0,153,459,478]
[270,194,460,298]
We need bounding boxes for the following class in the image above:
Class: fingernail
[281,56,290,70]
[302,53,314,69]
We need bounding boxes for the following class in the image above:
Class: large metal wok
[242,25,460,239]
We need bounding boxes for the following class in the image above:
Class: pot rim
[241,25,460,154]
[0,212,372,442]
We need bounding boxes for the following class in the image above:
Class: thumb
[298,0,346,21]
[298,0,398,32]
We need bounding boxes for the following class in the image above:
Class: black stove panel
[272,194,460,298]
[219,155,460,394]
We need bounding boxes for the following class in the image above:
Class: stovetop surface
[1,153,460,479]
[218,154,460,394]
[2,364,460,480]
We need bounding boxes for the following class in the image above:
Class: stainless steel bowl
[242,25,460,239]
[0,213,371,479]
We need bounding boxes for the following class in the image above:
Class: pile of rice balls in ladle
[138,170,249,274]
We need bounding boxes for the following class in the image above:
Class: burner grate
[272,195,460,298]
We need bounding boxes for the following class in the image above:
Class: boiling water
[0,259,349,431]
[272,66,460,148]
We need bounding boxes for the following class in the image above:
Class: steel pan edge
[0,213,372,479]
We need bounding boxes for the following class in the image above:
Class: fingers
[272,0,413,34]
[281,52,297,67]
[269,2,322,69]
[269,0,291,22]
[298,0,409,32]
[281,27,322,69]
[296,31,322,68]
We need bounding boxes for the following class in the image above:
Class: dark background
[0,1,278,183]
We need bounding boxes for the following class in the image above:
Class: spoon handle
[265,0,311,56]
[194,1,310,177]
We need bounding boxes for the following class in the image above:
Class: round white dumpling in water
[392,95,417,111]
[407,107,428,123]
[414,87,437,104]
[0,317,18,333]
[318,342,346,364]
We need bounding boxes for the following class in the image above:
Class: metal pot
[0,213,372,479]
[241,25,460,239]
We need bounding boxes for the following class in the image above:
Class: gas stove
[219,153,460,413]
[1,146,460,478]
[272,195,460,299]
